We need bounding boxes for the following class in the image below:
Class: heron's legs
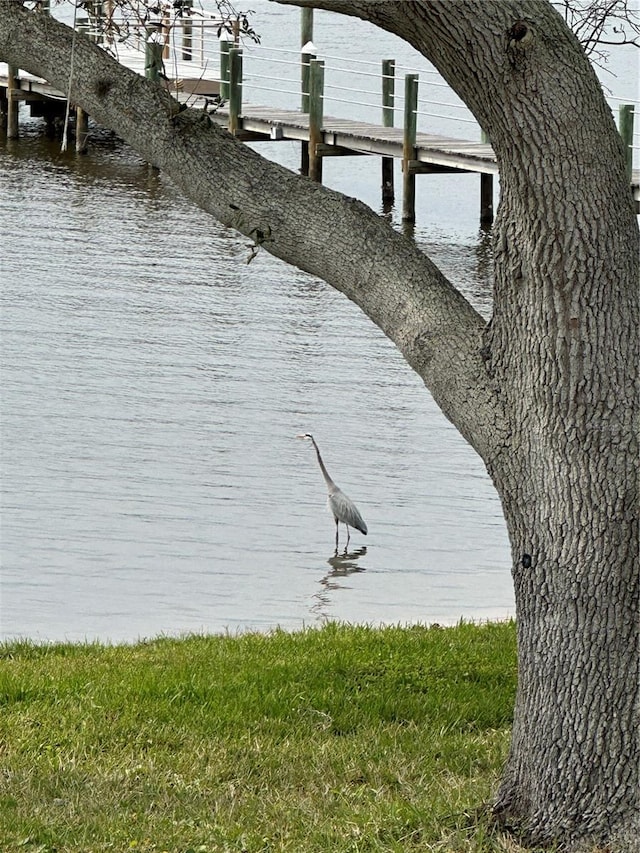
[345,525,351,548]
[335,517,339,551]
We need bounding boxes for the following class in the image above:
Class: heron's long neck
[310,438,337,492]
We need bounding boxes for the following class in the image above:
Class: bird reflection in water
[311,546,367,619]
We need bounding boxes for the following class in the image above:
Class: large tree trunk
[494,475,638,847]
[482,13,639,837]
[1,1,638,848]
[277,5,639,847]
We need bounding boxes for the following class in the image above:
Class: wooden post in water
[144,26,163,172]
[300,43,316,176]
[480,130,494,225]
[300,8,314,177]
[7,64,19,139]
[0,88,7,135]
[308,58,324,183]
[75,108,89,153]
[619,104,634,183]
[228,46,243,136]
[381,59,395,205]
[402,73,418,222]
[75,17,90,152]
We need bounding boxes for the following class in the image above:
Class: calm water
[1,5,635,643]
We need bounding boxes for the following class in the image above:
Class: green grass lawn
[0,621,517,852]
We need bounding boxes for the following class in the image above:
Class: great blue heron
[297,433,368,550]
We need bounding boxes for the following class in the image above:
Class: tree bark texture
[1,1,638,849]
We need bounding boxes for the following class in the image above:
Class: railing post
[301,41,316,114]
[6,64,19,139]
[381,58,395,205]
[91,0,103,46]
[220,33,231,101]
[145,24,164,81]
[402,73,418,222]
[480,129,494,225]
[228,46,243,136]
[181,0,193,61]
[619,104,634,183]
[308,58,324,183]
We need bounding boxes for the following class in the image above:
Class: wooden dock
[1,59,638,220]
[210,104,498,175]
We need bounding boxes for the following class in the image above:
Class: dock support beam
[381,59,395,206]
[402,74,418,222]
[7,64,19,139]
[308,58,324,183]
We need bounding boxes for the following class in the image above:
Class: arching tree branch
[0,1,508,461]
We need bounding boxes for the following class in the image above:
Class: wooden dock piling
[145,25,164,81]
[300,43,315,176]
[228,47,243,136]
[6,64,19,139]
[301,45,314,115]
[480,130,493,224]
[402,73,418,222]
[381,59,395,205]
[300,9,314,177]
[3,5,636,224]
[181,0,193,61]
[75,107,89,153]
[308,58,324,183]
[301,7,314,50]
